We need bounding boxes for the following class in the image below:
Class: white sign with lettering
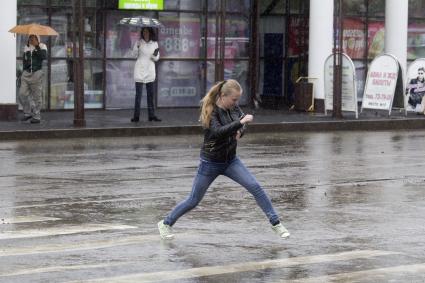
[324,53,358,118]
[362,54,399,112]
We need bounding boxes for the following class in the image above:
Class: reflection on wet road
[1,131,425,282]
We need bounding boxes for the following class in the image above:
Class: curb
[1,118,425,141]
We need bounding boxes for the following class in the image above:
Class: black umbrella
[119,16,163,28]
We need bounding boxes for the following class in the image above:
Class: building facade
[0,0,424,118]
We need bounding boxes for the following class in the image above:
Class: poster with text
[362,54,399,111]
[158,16,201,58]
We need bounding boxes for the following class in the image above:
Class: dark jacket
[23,39,47,73]
[200,106,246,162]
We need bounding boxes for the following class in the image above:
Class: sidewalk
[1,107,425,140]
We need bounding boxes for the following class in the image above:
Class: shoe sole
[160,234,175,240]
[280,232,290,239]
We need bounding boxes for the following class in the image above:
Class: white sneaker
[157,220,174,239]
[272,223,290,239]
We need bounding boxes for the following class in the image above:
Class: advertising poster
[324,53,358,117]
[343,18,365,59]
[288,17,308,57]
[158,16,201,58]
[156,16,202,106]
[157,61,202,107]
[367,21,385,59]
[341,19,384,59]
[343,20,425,60]
[405,58,425,112]
[362,54,399,111]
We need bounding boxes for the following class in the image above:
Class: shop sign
[324,53,358,118]
[118,0,164,10]
[361,54,400,114]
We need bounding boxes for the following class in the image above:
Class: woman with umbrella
[19,34,48,124]
[130,27,161,122]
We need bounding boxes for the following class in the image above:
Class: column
[0,0,17,121]
[385,0,408,75]
[308,0,334,107]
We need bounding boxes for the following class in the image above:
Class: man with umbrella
[19,34,48,124]
[9,23,57,123]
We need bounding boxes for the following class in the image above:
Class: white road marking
[0,216,60,224]
[0,262,130,277]
[279,263,425,283]
[0,224,136,240]
[72,250,399,283]
[0,234,188,257]
[2,196,160,210]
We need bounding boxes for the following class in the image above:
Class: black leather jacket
[200,106,246,162]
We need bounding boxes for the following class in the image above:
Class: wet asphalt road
[0,131,425,282]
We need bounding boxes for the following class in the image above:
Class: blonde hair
[199,79,242,128]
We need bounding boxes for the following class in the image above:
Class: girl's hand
[235,130,241,140]
[240,114,253,124]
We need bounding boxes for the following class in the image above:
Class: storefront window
[207,0,250,13]
[51,60,103,109]
[353,60,366,100]
[51,0,72,6]
[343,0,366,16]
[15,0,253,110]
[50,0,101,7]
[206,60,215,90]
[409,0,425,18]
[158,12,202,59]
[368,20,385,59]
[290,0,308,14]
[207,14,250,59]
[226,0,250,13]
[368,0,385,17]
[408,20,425,60]
[51,8,104,59]
[343,18,366,60]
[164,0,201,11]
[50,9,73,58]
[106,10,156,58]
[259,16,285,58]
[225,16,249,58]
[18,0,46,5]
[158,61,203,107]
[105,60,135,109]
[260,0,285,15]
[50,59,72,109]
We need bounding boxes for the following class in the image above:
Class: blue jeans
[133,82,155,119]
[164,157,280,226]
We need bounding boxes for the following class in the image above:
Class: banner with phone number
[158,17,200,58]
